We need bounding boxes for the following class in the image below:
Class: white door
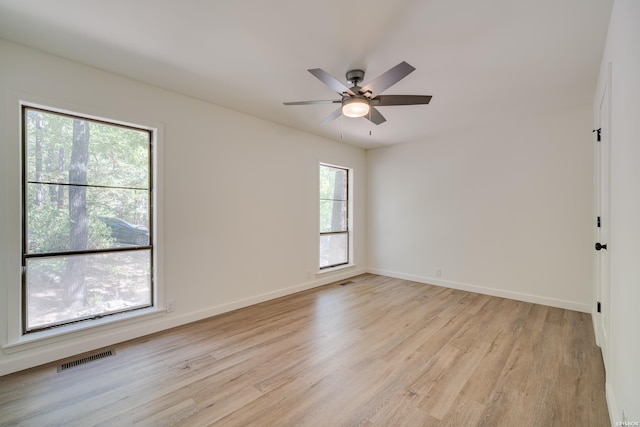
[595,64,611,367]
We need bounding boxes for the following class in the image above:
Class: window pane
[319,165,347,201]
[25,250,152,331]
[23,105,153,333]
[25,109,149,189]
[320,233,348,268]
[26,183,150,254]
[320,200,347,232]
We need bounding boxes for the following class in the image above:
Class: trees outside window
[22,106,153,332]
[319,164,349,269]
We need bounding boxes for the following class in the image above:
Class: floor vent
[58,349,116,372]
[340,280,355,286]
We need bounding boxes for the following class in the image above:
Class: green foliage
[27,202,115,253]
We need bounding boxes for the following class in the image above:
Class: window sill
[317,263,357,276]
[2,306,166,354]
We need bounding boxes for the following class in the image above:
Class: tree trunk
[34,112,44,206]
[57,147,65,209]
[65,119,90,310]
[330,170,347,261]
[331,171,346,230]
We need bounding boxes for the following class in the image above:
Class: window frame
[319,163,351,270]
[20,104,156,334]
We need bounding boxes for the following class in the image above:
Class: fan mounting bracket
[346,69,365,86]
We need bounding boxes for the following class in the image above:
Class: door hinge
[597,216,601,228]
[597,301,602,313]
[593,128,602,142]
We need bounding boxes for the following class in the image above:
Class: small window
[319,164,349,269]
[22,106,154,333]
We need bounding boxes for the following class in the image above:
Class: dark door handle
[595,242,607,251]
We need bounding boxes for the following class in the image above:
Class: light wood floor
[0,274,609,426]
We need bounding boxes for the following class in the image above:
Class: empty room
[0,0,638,425]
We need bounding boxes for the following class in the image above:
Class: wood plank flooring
[0,274,609,426]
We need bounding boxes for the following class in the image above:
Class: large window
[319,164,349,269]
[22,106,153,333]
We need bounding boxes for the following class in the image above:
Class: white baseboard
[606,381,619,426]
[366,268,591,313]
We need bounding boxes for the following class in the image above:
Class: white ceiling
[0,0,613,149]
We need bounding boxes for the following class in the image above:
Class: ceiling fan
[283,61,432,125]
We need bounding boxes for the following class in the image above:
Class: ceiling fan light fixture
[342,97,370,118]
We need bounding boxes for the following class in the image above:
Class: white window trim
[318,161,354,273]
[4,93,165,350]
[2,307,167,353]
[316,263,357,276]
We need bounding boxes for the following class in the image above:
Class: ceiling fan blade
[321,108,343,125]
[283,100,341,105]
[366,107,387,125]
[373,95,432,106]
[308,68,356,96]
[359,61,416,97]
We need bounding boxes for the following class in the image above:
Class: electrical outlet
[435,268,442,277]
[167,299,175,312]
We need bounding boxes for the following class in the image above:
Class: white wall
[0,39,366,375]
[596,0,640,422]
[367,105,594,312]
